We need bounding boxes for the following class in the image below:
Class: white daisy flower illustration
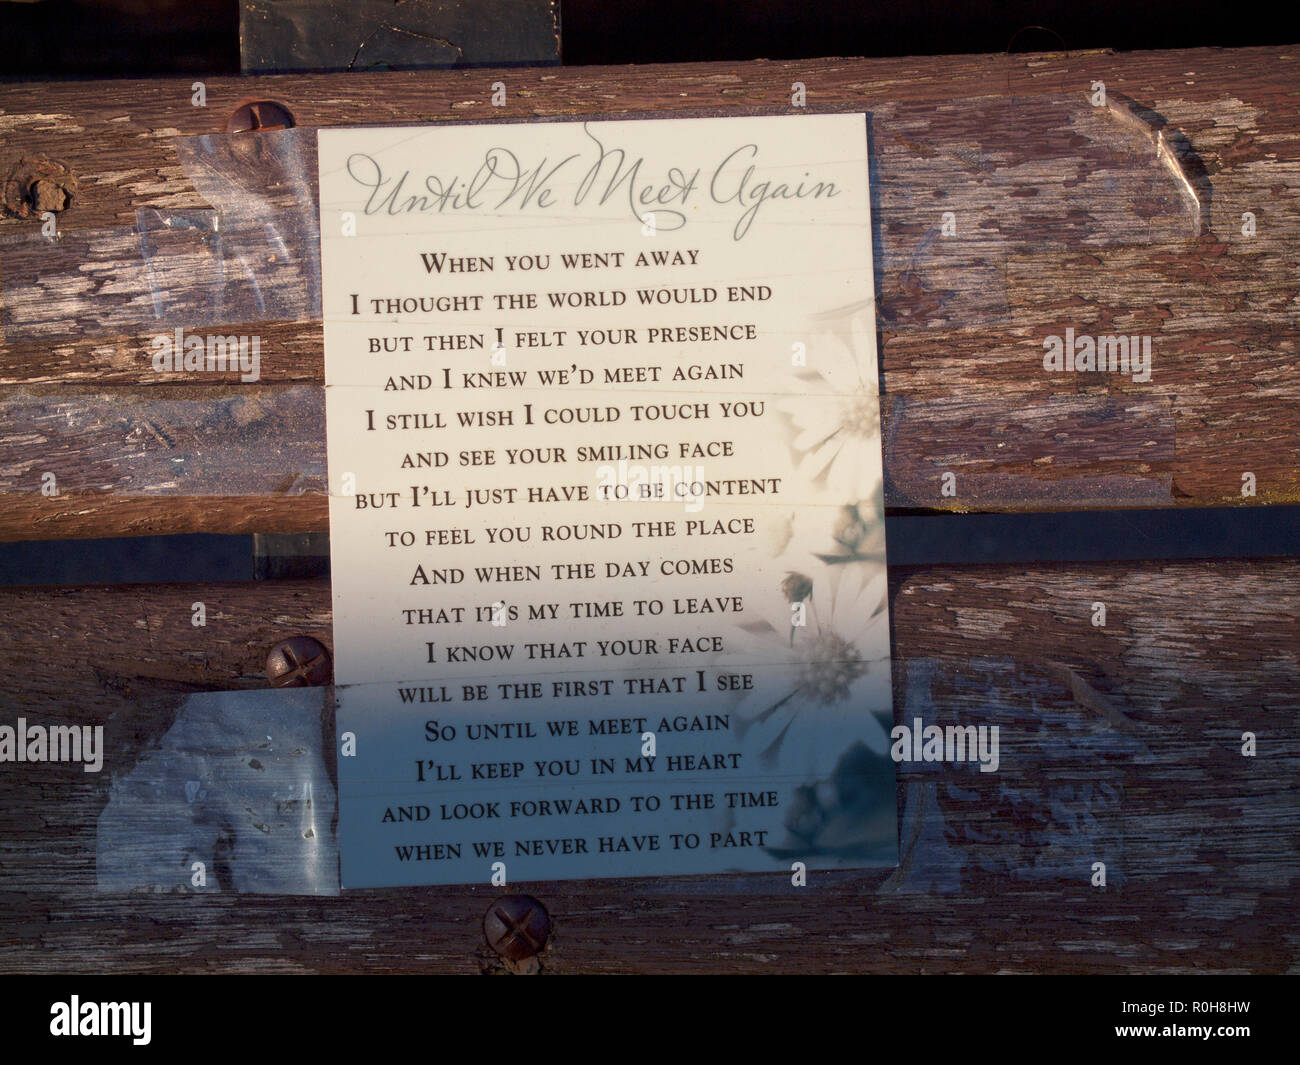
[778,300,885,505]
[731,557,892,777]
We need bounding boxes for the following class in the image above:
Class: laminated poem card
[318,113,896,887]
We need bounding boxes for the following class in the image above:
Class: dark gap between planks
[0,506,1295,587]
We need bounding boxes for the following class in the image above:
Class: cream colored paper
[320,115,894,882]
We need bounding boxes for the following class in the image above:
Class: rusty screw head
[226,100,296,134]
[483,895,551,962]
[266,636,331,687]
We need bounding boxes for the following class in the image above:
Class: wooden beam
[1,559,1294,971]
[0,48,1298,538]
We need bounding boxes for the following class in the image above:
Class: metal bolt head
[226,100,296,134]
[266,636,331,687]
[483,895,551,962]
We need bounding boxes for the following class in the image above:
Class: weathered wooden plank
[0,384,324,496]
[0,885,1293,974]
[0,386,1187,543]
[0,47,1297,539]
[0,559,1294,972]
